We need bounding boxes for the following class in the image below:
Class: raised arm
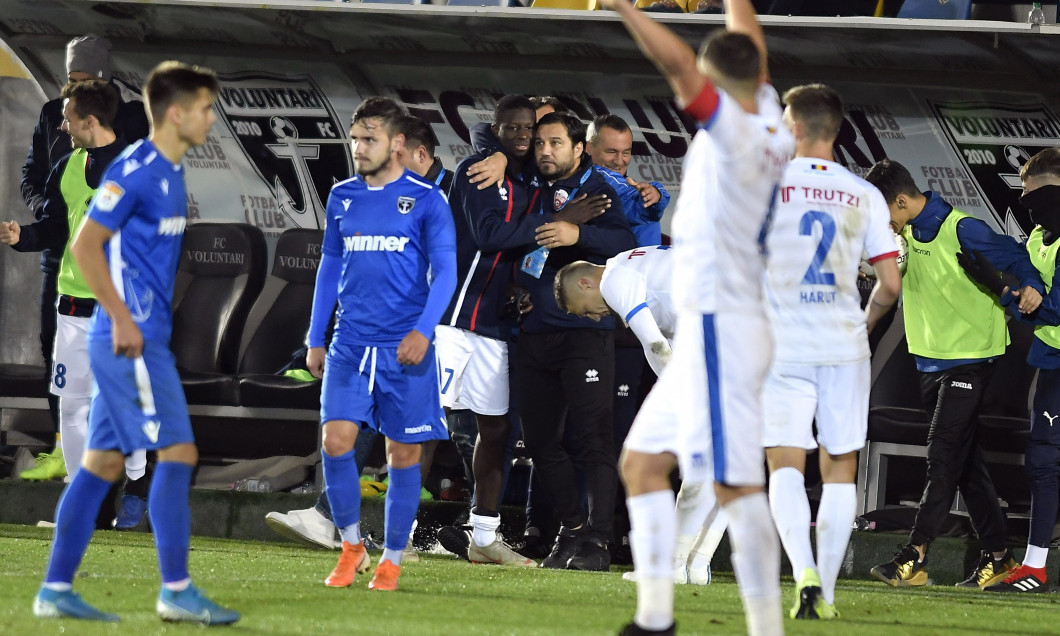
[601,0,706,107]
[725,0,769,82]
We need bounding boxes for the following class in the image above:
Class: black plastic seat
[236,228,324,410]
[0,363,49,398]
[170,223,267,405]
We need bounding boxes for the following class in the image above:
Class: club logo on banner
[930,101,1060,239]
[215,72,352,229]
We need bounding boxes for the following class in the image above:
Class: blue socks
[384,463,421,552]
[148,462,193,585]
[44,469,112,585]
[322,448,361,531]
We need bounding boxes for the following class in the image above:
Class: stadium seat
[0,363,48,399]
[236,228,324,410]
[171,223,267,405]
[896,0,972,19]
[531,0,598,9]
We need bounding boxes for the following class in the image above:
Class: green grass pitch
[1,524,1058,635]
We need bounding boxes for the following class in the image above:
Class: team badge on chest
[397,196,416,215]
[554,189,569,210]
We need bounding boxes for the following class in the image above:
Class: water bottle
[233,478,272,492]
[1029,2,1045,25]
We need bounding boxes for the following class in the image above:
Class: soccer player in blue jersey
[32,61,239,625]
[310,97,457,591]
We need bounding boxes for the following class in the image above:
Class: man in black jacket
[515,112,636,572]
[18,34,150,482]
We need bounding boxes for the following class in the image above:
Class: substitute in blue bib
[34,61,239,626]
[307,97,457,593]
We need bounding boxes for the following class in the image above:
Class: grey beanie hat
[66,34,112,81]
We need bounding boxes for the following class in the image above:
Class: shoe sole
[792,585,823,619]
[33,599,119,622]
[157,601,238,625]
[977,569,1016,589]
[265,515,340,550]
[436,529,471,561]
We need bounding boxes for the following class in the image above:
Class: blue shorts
[321,341,448,444]
[87,338,194,454]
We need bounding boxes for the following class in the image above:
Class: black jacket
[442,150,544,340]
[14,138,130,256]
[518,154,636,334]
[20,82,149,271]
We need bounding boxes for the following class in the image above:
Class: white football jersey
[671,84,795,315]
[601,245,677,339]
[600,245,676,375]
[765,157,897,364]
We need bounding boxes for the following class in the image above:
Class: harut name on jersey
[157,217,187,236]
[343,234,411,252]
[800,290,837,304]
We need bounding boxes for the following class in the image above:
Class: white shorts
[666,311,772,488]
[762,360,869,455]
[434,326,508,416]
[623,355,681,456]
[51,313,93,399]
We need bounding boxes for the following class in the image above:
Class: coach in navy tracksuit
[513,112,636,572]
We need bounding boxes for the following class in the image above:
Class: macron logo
[142,419,160,444]
[342,199,352,211]
[585,369,600,383]
[404,424,432,435]
[157,217,186,236]
[343,235,411,252]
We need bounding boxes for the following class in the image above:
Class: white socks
[470,511,500,548]
[58,396,90,478]
[725,492,783,636]
[124,449,147,481]
[768,467,814,579]
[1024,544,1049,569]
[817,483,856,604]
[628,490,677,630]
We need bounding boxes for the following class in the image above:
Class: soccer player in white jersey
[762,84,902,620]
[33,61,239,625]
[556,247,730,587]
[604,1,795,634]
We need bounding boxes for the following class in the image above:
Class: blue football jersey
[322,169,456,346]
[86,139,188,343]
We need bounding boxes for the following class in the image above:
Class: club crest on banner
[931,101,1060,240]
[214,72,353,229]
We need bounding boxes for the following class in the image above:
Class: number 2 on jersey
[799,210,836,285]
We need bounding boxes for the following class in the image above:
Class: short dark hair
[61,79,119,129]
[782,84,843,143]
[399,115,438,158]
[143,61,219,126]
[352,97,405,136]
[531,96,569,114]
[698,31,760,92]
[536,112,586,146]
[494,94,535,124]
[587,114,630,145]
[1021,148,1060,182]
[865,159,920,205]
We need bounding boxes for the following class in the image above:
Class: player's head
[530,96,569,122]
[350,97,406,178]
[697,31,761,100]
[587,114,633,176]
[535,112,586,181]
[554,261,610,321]
[143,61,219,147]
[782,84,843,146]
[1019,148,1060,232]
[492,95,536,161]
[865,159,923,230]
[396,115,437,178]
[66,34,111,82]
[60,79,119,149]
